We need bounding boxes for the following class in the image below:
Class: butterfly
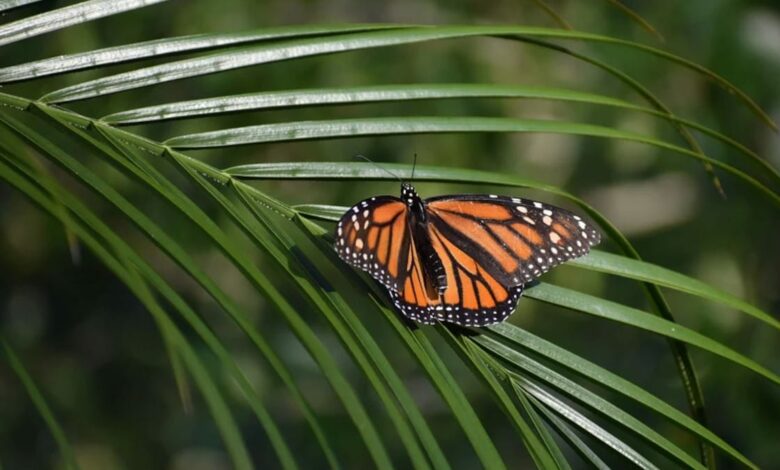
[335,182,601,326]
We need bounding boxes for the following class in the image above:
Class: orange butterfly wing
[337,193,600,327]
[335,197,411,292]
[426,195,600,287]
[388,223,525,326]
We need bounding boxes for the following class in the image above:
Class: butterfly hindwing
[425,194,601,287]
[335,196,411,292]
[427,223,524,326]
[387,229,524,326]
[388,238,437,324]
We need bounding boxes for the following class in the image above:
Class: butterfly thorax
[401,183,426,220]
[401,183,447,295]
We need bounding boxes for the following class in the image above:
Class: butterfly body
[335,182,600,326]
[403,183,448,295]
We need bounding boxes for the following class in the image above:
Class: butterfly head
[401,183,418,204]
[401,182,427,221]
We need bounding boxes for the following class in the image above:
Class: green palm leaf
[1,1,777,468]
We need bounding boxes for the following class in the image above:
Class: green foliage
[0,1,777,468]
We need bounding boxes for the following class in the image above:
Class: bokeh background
[1,0,778,468]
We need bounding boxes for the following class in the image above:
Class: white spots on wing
[550,231,561,243]
[363,209,369,217]
[542,209,552,216]
[533,202,543,208]
[582,232,589,239]
[551,247,558,254]
[542,216,552,226]
[355,238,364,250]
[536,257,543,264]
[388,278,524,327]
[489,194,498,198]
[351,214,357,222]
[337,227,343,236]
[523,216,535,225]
[512,197,522,203]
[578,221,587,229]
[363,219,370,229]
[576,240,582,247]
[353,221,359,231]
[517,206,528,214]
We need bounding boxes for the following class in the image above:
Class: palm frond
[1,1,777,468]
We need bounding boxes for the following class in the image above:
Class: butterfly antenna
[411,153,418,181]
[353,154,403,183]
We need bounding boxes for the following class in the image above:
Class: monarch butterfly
[335,182,601,326]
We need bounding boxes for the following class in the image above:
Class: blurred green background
[0,0,778,468]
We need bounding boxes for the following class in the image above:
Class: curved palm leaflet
[335,183,601,326]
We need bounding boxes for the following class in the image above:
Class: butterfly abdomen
[413,223,448,295]
[406,185,447,295]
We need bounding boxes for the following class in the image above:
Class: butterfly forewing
[335,196,411,292]
[426,195,601,286]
